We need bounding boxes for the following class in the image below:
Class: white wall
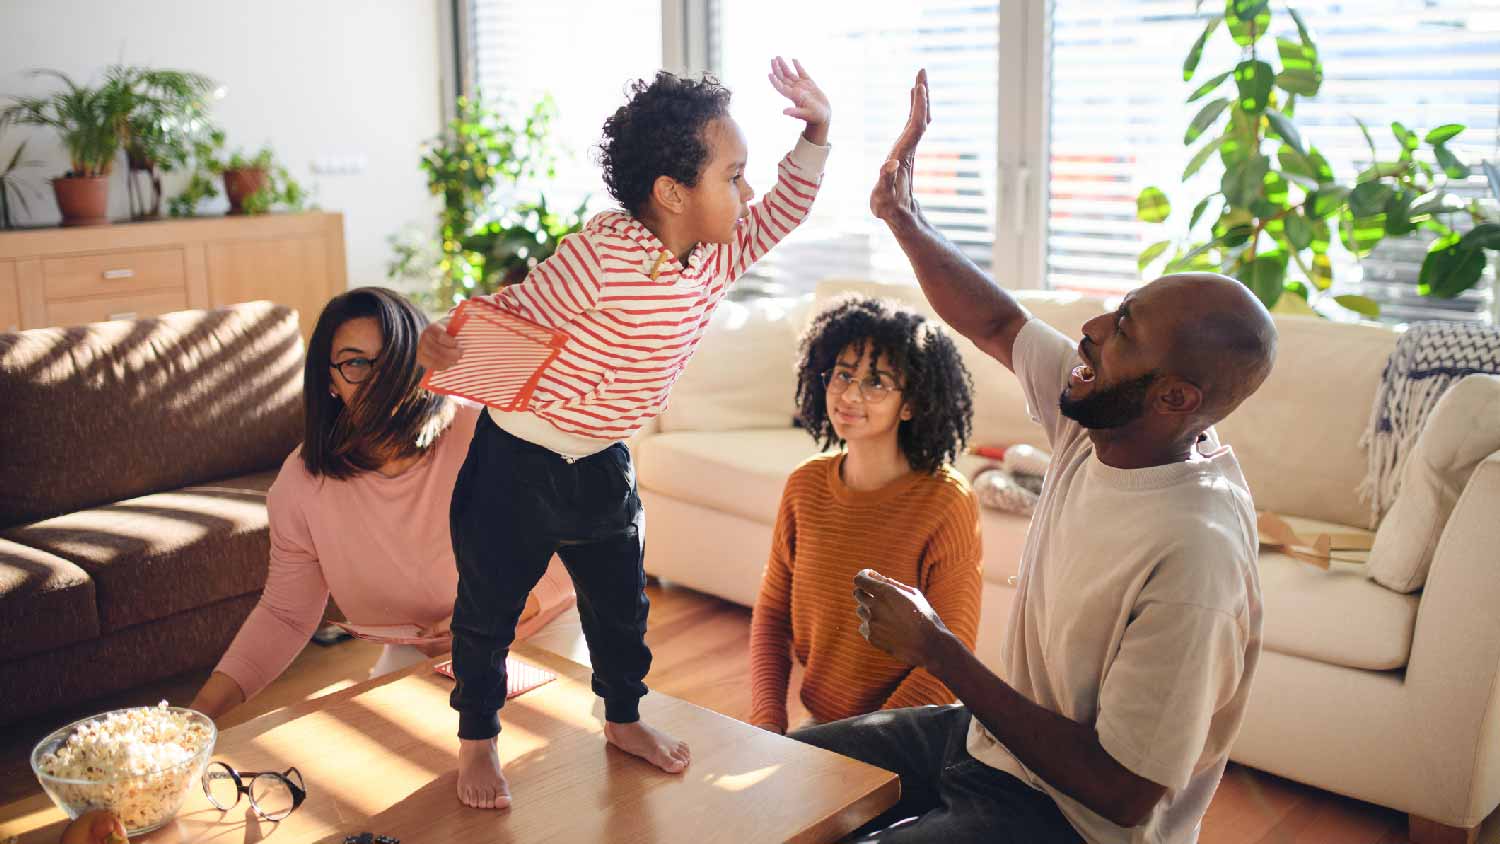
[0,0,445,289]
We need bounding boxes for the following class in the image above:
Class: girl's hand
[768,57,831,145]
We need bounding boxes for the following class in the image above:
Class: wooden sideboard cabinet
[0,212,347,341]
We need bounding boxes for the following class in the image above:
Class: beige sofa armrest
[1404,449,1500,826]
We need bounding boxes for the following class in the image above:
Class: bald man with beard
[790,71,1278,844]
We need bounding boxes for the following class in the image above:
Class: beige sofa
[631,279,1500,840]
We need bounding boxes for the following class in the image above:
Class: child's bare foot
[457,736,512,809]
[604,720,691,773]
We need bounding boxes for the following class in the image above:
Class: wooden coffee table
[0,643,897,843]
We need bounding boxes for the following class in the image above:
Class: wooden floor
[4,581,1497,844]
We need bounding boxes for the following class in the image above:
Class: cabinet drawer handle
[108,311,138,321]
[102,268,135,280]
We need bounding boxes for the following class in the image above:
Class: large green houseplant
[389,94,586,308]
[1136,0,1499,317]
[2,70,126,226]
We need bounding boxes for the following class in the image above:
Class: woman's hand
[416,614,454,657]
[768,57,831,146]
[417,319,463,372]
[870,69,930,227]
[188,672,246,722]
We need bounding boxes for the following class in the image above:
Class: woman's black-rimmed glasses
[201,761,306,821]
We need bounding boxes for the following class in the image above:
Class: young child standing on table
[418,57,832,810]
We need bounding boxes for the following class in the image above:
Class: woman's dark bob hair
[795,295,974,474]
[301,287,452,479]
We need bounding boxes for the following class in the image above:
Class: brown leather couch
[0,302,303,725]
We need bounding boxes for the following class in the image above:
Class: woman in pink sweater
[190,287,573,721]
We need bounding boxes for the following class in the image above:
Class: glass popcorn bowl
[30,705,217,835]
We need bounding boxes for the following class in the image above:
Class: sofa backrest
[808,280,1398,529]
[0,302,304,529]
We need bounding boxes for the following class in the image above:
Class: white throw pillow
[1368,374,1500,593]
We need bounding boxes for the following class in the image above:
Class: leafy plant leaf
[1184,16,1225,81]
[1434,144,1470,179]
[1137,186,1172,222]
[1138,239,1172,274]
[1188,195,1215,231]
[1227,0,1272,47]
[1349,181,1393,217]
[1285,210,1314,250]
[1264,111,1305,157]
[1310,252,1334,289]
[1234,60,1275,114]
[1242,250,1288,308]
[1333,294,1380,318]
[1287,6,1314,45]
[1340,210,1387,258]
[1384,189,1416,236]
[1183,136,1228,180]
[1306,185,1349,219]
[1221,155,1270,206]
[1185,98,1232,144]
[1419,234,1486,298]
[1391,121,1419,152]
[1310,218,1331,254]
[1424,124,1465,145]
[1355,118,1378,164]
[1188,71,1232,103]
[1459,222,1500,251]
[1274,38,1322,96]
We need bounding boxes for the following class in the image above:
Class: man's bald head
[1145,273,1278,424]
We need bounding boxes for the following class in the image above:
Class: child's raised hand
[768,57,831,145]
[418,318,464,372]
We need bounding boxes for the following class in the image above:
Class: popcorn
[34,703,214,833]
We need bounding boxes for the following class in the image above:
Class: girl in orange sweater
[750,295,982,734]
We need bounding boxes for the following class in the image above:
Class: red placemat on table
[434,658,557,699]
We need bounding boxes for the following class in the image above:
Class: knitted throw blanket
[1359,320,1500,524]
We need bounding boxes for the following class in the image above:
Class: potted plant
[105,65,221,220]
[217,146,306,215]
[1134,1,1499,318]
[2,70,126,226]
[387,94,584,308]
[169,142,308,217]
[0,124,43,230]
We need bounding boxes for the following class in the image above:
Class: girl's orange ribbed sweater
[749,453,983,733]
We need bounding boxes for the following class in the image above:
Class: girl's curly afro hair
[796,295,975,474]
[598,71,733,217]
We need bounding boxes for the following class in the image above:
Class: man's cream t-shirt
[967,318,1263,844]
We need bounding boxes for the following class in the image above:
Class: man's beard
[1059,371,1157,430]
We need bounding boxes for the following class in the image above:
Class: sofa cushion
[2,470,277,633]
[659,296,809,433]
[636,429,819,526]
[1368,374,1500,593]
[0,538,99,661]
[1257,516,1416,671]
[0,302,303,529]
[1215,316,1398,530]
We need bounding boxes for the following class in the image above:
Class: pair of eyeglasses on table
[200,761,306,821]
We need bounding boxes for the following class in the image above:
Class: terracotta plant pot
[52,176,111,227]
[222,167,268,215]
